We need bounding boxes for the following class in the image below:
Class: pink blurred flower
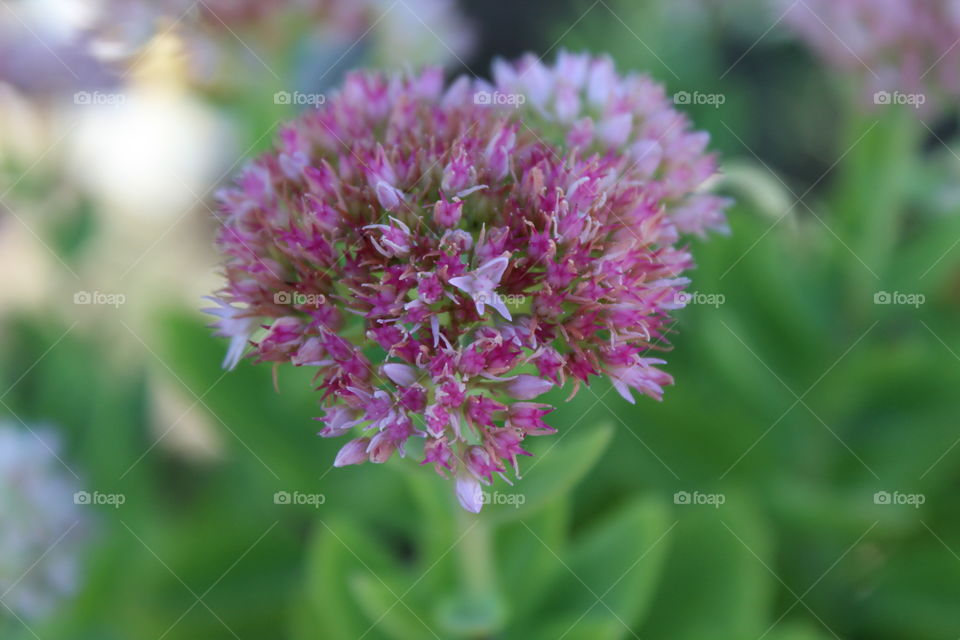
[783,0,960,111]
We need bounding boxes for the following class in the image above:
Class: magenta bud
[464,445,499,482]
[433,199,463,228]
[507,402,555,434]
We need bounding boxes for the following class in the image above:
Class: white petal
[476,256,509,283]
[223,335,247,371]
[611,379,635,404]
[456,474,484,513]
[488,294,513,321]
[448,275,477,295]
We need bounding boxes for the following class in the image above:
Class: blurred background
[2,0,960,638]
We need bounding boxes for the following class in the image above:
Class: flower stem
[456,508,495,598]
[445,506,505,637]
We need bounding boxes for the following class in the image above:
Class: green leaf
[520,496,672,639]
[888,200,960,293]
[155,311,341,489]
[350,573,436,640]
[855,538,960,639]
[639,497,773,640]
[484,423,614,522]
[497,498,570,621]
[298,517,396,640]
[831,107,921,283]
[398,465,457,566]
[764,622,838,640]
[525,614,623,640]
[433,589,506,639]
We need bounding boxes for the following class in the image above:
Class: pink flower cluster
[206,53,729,511]
[784,0,960,107]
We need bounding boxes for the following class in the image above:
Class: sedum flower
[207,53,729,511]
[0,424,88,619]
[449,256,513,320]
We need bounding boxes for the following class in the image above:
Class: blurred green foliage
[3,1,960,638]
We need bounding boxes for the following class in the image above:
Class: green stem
[456,508,496,599]
[438,494,506,638]
[831,87,923,322]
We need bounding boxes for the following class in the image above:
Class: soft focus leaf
[521,496,672,638]
[640,496,773,640]
[765,622,838,640]
[299,517,395,640]
[497,498,570,622]
[483,422,614,522]
[350,573,435,640]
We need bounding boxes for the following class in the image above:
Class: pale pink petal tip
[456,474,484,513]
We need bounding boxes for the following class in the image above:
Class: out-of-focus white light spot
[69,86,235,221]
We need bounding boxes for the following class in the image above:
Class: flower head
[208,53,729,511]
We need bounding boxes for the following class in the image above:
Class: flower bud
[505,375,553,400]
[367,433,397,464]
[456,473,483,513]
[333,438,370,467]
[433,199,463,228]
